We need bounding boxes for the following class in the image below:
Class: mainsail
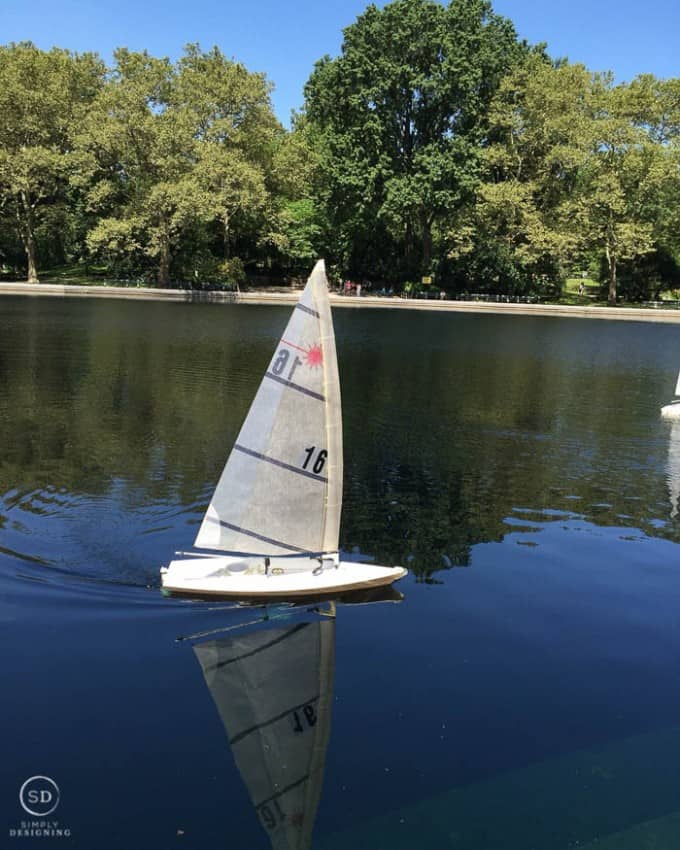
[675,370,680,398]
[194,619,335,850]
[194,260,342,557]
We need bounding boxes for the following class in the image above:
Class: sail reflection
[667,420,680,519]
[194,615,335,850]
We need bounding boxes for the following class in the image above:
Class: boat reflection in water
[192,588,402,850]
[667,420,680,519]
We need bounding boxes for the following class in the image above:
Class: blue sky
[3,0,678,125]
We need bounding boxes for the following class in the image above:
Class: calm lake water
[2,295,680,849]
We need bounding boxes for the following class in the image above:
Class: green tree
[625,75,680,283]
[304,0,524,281]
[455,58,596,293]
[262,118,325,271]
[79,45,280,285]
[566,77,658,304]
[0,43,104,281]
[77,49,204,285]
[469,57,677,301]
[174,45,278,268]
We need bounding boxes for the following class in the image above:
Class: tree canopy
[0,42,104,281]
[77,46,280,286]
[0,4,677,300]
[304,0,527,281]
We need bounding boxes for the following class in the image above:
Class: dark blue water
[2,296,680,849]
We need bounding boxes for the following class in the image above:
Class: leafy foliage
[0,9,677,296]
[456,55,679,300]
[304,0,526,281]
[0,42,104,280]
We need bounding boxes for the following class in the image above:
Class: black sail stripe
[234,443,328,483]
[296,302,320,318]
[210,518,314,554]
[205,623,310,672]
[255,775,310,811]
[264,371,325,401]
[230,694,320,745]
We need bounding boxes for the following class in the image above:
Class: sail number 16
[302,446,327,475]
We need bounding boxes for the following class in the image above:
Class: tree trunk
[420,210,433,274]
[158,222,171,287]
[605,223,616,306]
[404,219,413,261]
[26,232,39,284]
[607,256,617,306]
[19,191,39,283]
[223,212,230,260]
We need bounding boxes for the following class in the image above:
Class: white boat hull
[161,555,407,599]
[661,402,680,419]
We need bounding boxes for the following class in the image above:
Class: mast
[310,261,343,554]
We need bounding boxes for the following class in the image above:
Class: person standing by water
[356,282,362,297]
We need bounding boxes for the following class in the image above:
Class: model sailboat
[161,260,407,598]
[661,370,680,418]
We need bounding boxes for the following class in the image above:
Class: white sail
[194,260,342,557]
[194,619,335,850]
[675,370,680,398]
